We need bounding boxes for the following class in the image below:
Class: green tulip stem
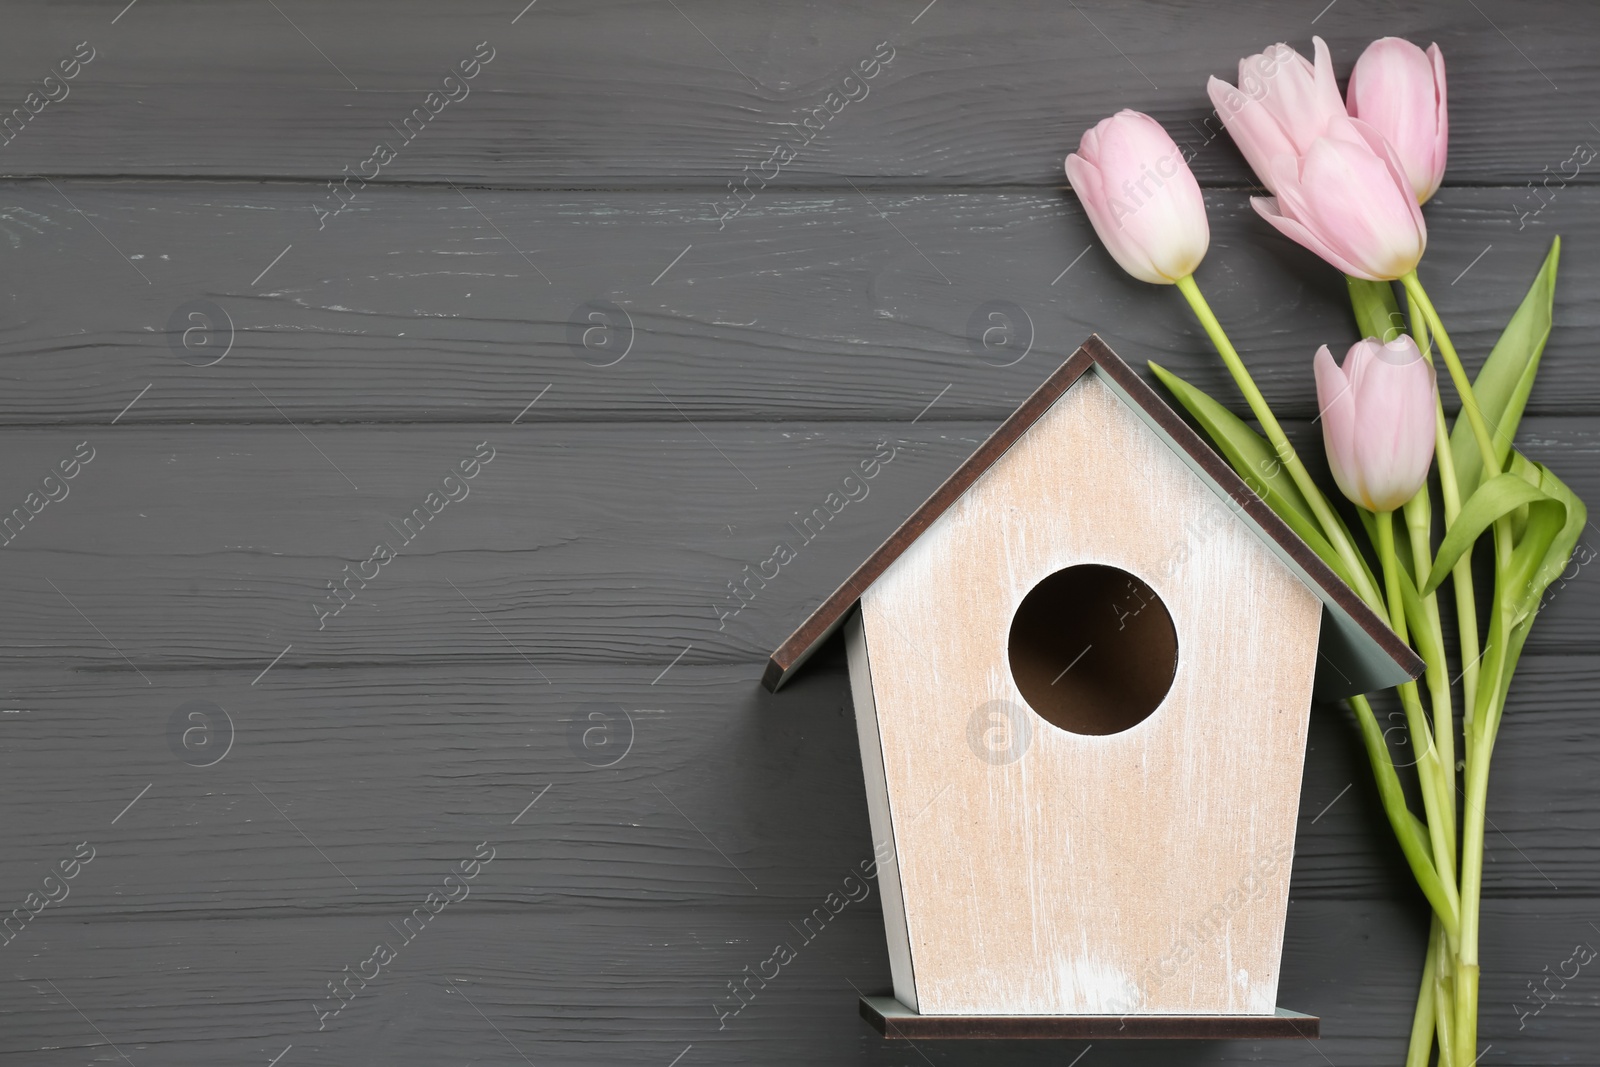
[1435,957,1459,1067]
[1403,486,1459,866]
[1405,269,1509,778]
[1435,402,1482,726]
[1404,281,1482,724]
[1400,272,1501,481]
[1378,509,1460,900]
[1175,274,1383,609]
[1406,918,1441,1067]
[1409,290,1432,355]
[1454,609,1514,1063]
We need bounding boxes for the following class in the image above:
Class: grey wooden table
[0,2,1595,1064]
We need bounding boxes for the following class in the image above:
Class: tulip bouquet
[1067,36,1585,1066]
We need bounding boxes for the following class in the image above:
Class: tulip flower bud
[1314,336,1437,512]
[1250,115,1427,281]
[1065,110,1209,285]
[1346,38,1448,204]
[1206,37,1347,195]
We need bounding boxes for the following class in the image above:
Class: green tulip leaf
[1148,361,1361,591]
[1511,457,1588,622]
[1150,362,1312,518]
[1450,238,1560,496]
[1510,500,1568,624]
[1346,276,1406,342]
[1422,472,1561,595]
[1506,450,1540,542]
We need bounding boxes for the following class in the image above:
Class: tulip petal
[1427,43,1449,200]
[1210,76,1296,194]
[1347,118,1428,251]
[1078,121,1103,162]
[1313,344,1366,509]
[1252,193,1376,280]
[1250,39,1343,155]
[1307,37,1346,137]
[1066,150,1164,284]
[1347,338,1437,510]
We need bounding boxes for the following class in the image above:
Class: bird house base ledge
[859,996,1320,1040]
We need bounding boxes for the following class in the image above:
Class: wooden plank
[0,655,1596,912]
[0,183,1591,426]
[0,419,1592,671]
[0,897,1591,1064]
[0,1,1593,189]
[0,658,871,922]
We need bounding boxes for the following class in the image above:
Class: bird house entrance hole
[1007,564,1178,736]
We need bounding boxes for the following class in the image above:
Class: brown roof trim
[762,334,1422,693]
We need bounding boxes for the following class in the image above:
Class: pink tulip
[1346,37,1448,203]
[1251,116,1427,281]
[1065,110,1209,285]
[1314,336,1437,512]
[1206,37,1347,195]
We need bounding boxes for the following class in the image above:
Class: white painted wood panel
[858,371,1323,1015]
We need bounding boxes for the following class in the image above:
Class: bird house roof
[762,335,1423,697]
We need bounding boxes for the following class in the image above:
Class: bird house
[764,336,1421,1040]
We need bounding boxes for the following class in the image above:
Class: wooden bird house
[765,336,1421,1040]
